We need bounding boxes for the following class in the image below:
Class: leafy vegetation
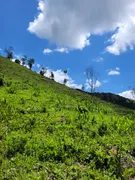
[28,58,35,70]
[0,56,135,179]
[15,59,21,64]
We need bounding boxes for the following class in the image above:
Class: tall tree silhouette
[28,58,35,70]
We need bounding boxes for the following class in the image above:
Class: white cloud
[11,58,15,62]
[24,65,29,69]
[43,48,53,54]
[0,48,2,51]
[44,69,82,89]
[43,47,69,55]
[36,64,41,68]
[108,70,120,76]
[11,53,21,62]
[28,0,135,54]
[119,90,135,100]
[55,48,69,53]
[94,57,104,63]
[108,67,120,76]
[106,16,135,55]
[116,67,120,71]
[67,82,82,89]
[85,79,101,91]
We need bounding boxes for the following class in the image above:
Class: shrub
[7,84,17,94]
[0,73,4,86]
[15,59,21,64]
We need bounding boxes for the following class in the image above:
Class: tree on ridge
[28,58,35,70]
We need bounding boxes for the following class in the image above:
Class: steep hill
[0,56,135,179]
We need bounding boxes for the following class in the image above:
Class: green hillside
[0,56,135,179]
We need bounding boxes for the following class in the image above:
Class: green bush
[0,73,4,86]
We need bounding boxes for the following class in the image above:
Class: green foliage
[0,73,4,86]
[40,67,45,76]
[0,56,135,179]
[6,83,17,94]
[28,58,35,70]
[15,59,20,64]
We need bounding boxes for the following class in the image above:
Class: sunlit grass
[0,56,135,179]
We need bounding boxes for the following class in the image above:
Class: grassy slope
[0,56,135,179]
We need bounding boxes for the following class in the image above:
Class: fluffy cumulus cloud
[28,0,135,54]
[44,69,82,89]
[106,17,135,55]
[108,67,120,76]
[119,90,135,100]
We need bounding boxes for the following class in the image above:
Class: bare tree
[86,66,98,93]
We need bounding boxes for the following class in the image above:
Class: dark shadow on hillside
[76,89,135,110]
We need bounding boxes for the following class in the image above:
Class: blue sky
[0,0,135,98]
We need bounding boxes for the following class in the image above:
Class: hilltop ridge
[76,89,135,111]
